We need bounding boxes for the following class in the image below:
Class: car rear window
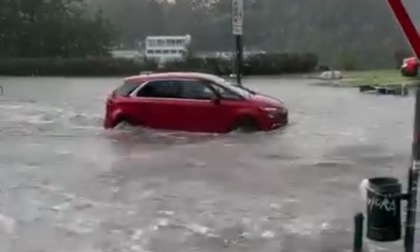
[114,81,139,96]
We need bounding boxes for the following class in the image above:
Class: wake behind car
[104,72,288,133]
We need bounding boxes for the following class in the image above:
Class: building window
[148,40,156,47]
[147,50,154,54]
[157,40,165,46]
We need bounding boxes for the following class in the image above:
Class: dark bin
[366,177,402,242]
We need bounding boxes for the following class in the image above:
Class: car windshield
[114,81,139,96]
[212,76,256,97]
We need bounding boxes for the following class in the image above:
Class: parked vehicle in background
[401,57,419,77]
[104,72,288,133]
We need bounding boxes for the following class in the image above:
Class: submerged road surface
[0,76,416,252]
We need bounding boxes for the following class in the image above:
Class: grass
[340,69,420,87]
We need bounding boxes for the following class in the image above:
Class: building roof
[145,35,191,40]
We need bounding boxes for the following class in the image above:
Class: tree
[0,0,116,58]
[88,0,418,69]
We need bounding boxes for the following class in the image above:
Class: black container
[366,177,402,242]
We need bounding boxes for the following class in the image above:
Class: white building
[145,35,191,63]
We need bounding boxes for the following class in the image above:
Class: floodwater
[0,76,415,252]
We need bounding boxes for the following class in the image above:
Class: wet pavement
[0,76,416,252]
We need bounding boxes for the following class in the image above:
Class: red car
[104,72,288,133]
[401,57,419,77]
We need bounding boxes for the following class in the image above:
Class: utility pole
[385,1,420,251]
[232,0,244,86]
[406,87,420,252]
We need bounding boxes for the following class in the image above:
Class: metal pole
[353,213,364,252]
[235,34,243,85]
[232,0,243,86]
[405,85,420,252]
[384,2,420,251]
[386,0,420,60]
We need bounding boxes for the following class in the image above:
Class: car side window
[208,83,242,100]
[177,80,216,100]
[136,80,181,98]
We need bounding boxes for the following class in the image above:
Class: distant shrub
[0,52,318,77]
[162,52,318,75]
[161,57,233,75]
[336,48,359,71]
[0,58,158,77]
[394,49,412,69]
[244,52,319,75]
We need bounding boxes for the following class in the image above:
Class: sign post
[232,0,244,86]
[385,1,420,251]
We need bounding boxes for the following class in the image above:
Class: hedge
[0,52,318,77]
[0,58,158,77]
[247,52,318,75]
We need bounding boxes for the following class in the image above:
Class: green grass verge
[340,69,420,87]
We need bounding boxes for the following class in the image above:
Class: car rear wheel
[231,116,259,133]
[114,117,140,129]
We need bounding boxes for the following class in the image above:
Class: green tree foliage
[0,0,116,58]
[3,0,420,69]
[336,48,359,71]
[90,0,420,69]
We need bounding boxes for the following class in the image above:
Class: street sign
[232,0,243,35]
[232,26,243,36]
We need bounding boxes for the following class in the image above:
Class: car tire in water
[231,116,259,133]
[115,117,138,130]
[115,121,131,130]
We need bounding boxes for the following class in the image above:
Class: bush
[161,57,233,75]
[155,52,318,75]
[394,49,412,69]
[244,52,318,75]
[336,49,358,71]
[0,52,318,77]
[0,58,159,77]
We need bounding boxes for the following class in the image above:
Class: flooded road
[0,76,415,252]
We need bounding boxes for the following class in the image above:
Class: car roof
[124,72,224,84]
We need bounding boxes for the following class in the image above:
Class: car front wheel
[231,116,259,133]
